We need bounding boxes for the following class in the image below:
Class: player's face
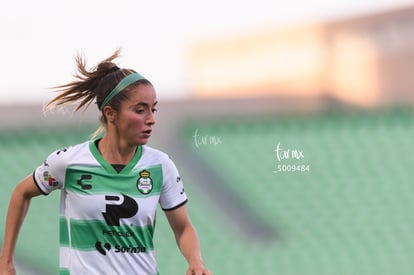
[115,84,157,146]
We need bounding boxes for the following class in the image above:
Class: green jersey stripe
[60,217,69,246]
[64,164,163,197]
[59,268,70,275]
[59,217,155,251]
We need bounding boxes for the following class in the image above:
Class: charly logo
[102,194,138,226]
[56,148,68,155]
[77,174,92,190]
[176,176,185,195]
[137,170,153,195]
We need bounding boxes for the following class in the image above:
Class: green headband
[99,72,145,111]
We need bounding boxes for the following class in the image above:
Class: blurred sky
[1,0,413,105]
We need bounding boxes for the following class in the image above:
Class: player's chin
[130,132,152,146]
[136,136,151,145]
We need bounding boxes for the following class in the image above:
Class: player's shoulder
[141,145,168,159]
[47,140,90,162]
[141,145,175,165]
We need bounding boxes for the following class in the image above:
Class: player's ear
[103,106,116,123]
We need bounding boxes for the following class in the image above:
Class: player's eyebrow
[133,101,158,107]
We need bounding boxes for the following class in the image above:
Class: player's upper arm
[16,174,44,199]
[164,204,192,236]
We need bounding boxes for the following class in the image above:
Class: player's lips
[142,129,152,137]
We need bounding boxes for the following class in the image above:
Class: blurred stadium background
[2,3,414,275]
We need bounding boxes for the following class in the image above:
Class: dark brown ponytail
[44,49,123,112]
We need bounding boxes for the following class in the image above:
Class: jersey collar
[89,139,142,174]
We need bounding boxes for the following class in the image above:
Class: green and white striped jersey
[33,140,187,275]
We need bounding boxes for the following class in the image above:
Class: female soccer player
[0,50,212,275]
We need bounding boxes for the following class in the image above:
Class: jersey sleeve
[159,156,188,211]
[33,147,69,195]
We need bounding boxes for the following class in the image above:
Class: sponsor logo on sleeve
[43,171,58,187]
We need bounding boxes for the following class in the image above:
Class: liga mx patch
[43,171,58,187]
[137,170,153,194]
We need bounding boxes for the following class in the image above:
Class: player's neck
[96,137,138,165]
